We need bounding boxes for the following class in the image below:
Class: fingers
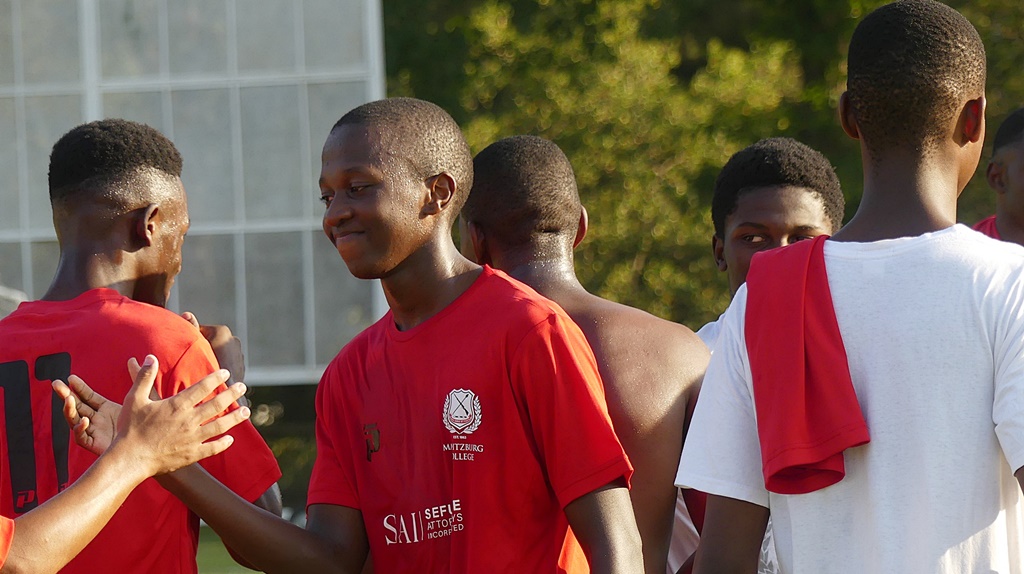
[73,417,91,447]
[127,355,160,404]
[181,311,201,330]
[190,382,247,422]
[196,405,251,442]
[170,369,231,409]
[54,381,83,429]
[67,374,107,413]
[191,435,236,462]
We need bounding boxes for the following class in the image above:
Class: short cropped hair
[846,0,986,155]
[48,119,182,204]
[711,137,844,237]
[463,136,580,251]
[333,98,473,216]
[993,108,1024,155]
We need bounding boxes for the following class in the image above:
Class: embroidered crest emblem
[443,389,482,435]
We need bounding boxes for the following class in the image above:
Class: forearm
[156,465,352,574]
[565,481,644,574]
[3,444,148,574]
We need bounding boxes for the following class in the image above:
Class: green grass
[197,526,253,574]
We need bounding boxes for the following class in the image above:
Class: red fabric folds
[744,236,869,495]
[973,215,1001,240]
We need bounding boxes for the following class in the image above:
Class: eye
[741,234,767,245]
[319,194,333,207]
[347,184,370,196]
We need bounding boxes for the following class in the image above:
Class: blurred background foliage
[383,0,1024,329]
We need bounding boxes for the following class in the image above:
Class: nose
[322,195,353,231]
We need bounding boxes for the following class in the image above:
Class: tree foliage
[384,0,1024,328]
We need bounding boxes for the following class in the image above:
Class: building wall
[0,0,386,385]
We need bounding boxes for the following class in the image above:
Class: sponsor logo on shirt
[363,423,380,461]
[383,499,465,544]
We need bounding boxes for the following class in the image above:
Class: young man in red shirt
[974,107,1024,244]
[69,98,642,573]
[459,134,709,574]
[0,357,250,574]
[0,119,282,573]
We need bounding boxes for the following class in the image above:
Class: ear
[839,92,860,140]
[134,204,160,247]
[959,96,986,144]
[466,220,490,265]
[573,206,589,248]
[421,173,456,217]
[987,160,1006,194]
[712,235,727,272]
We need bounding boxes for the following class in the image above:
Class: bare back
[552,290,708,574]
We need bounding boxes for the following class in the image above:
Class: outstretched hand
[53,355,250,475]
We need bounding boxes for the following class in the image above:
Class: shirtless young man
[64,98,643,573]
[974,107,1024,245]
[680,2,1024,572]
[459,135,708,574]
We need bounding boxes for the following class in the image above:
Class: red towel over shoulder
[744,235,869,495]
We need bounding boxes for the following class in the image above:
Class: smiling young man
[975,107,1024,245]
[0,119,282,574]
[679,2,1024,573]
[109,97,641,573]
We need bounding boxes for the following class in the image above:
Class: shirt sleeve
[160,338,282,503]
[509,312,632,509]
[992,281,1024,472]
[676,288,770,508]
[0,516,12,568]
[307,361,361,510]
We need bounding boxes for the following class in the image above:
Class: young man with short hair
[0,119,282,574]
[460,134,708,574]
[975,107,1024,245]
[676,136,843,574]
[679,2,1024,572]
[73,98,643,573]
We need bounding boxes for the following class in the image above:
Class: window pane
[0,98,19,231]
[99,0,161,79]
[307,81,366,213]
[0,1,14,86]
[177,234,236,328]
[0,242,24,294]
[236,0,295,73]
[311,230,374,364]
[241,85,302,220]
[21,1,80,84]
[24,96,81,231]
[168,0,227,76]
[171,89,234,223]
[30,240,58,299]
[102,91,165,132]
[304,0,364,71]
[245,232,305,367]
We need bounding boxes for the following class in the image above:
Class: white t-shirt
[677,225,1024,573]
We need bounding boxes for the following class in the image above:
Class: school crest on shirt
[443,389,482,435]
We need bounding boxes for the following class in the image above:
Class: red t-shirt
[974,215,1002,240]
[308,266,632,573]
[0,516,11,567]
[0,289,281,574]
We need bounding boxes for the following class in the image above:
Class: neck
[995,208,1024,246]
[380,236,482,331]
[496,254,587,302]
[42,245,139,302]
[832,148,961,242]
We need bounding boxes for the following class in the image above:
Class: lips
[333,230,363,247]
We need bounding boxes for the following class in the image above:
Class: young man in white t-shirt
[678,1,1024,572]
[670,137,843,574]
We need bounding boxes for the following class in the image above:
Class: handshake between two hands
[51,312,251,478]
